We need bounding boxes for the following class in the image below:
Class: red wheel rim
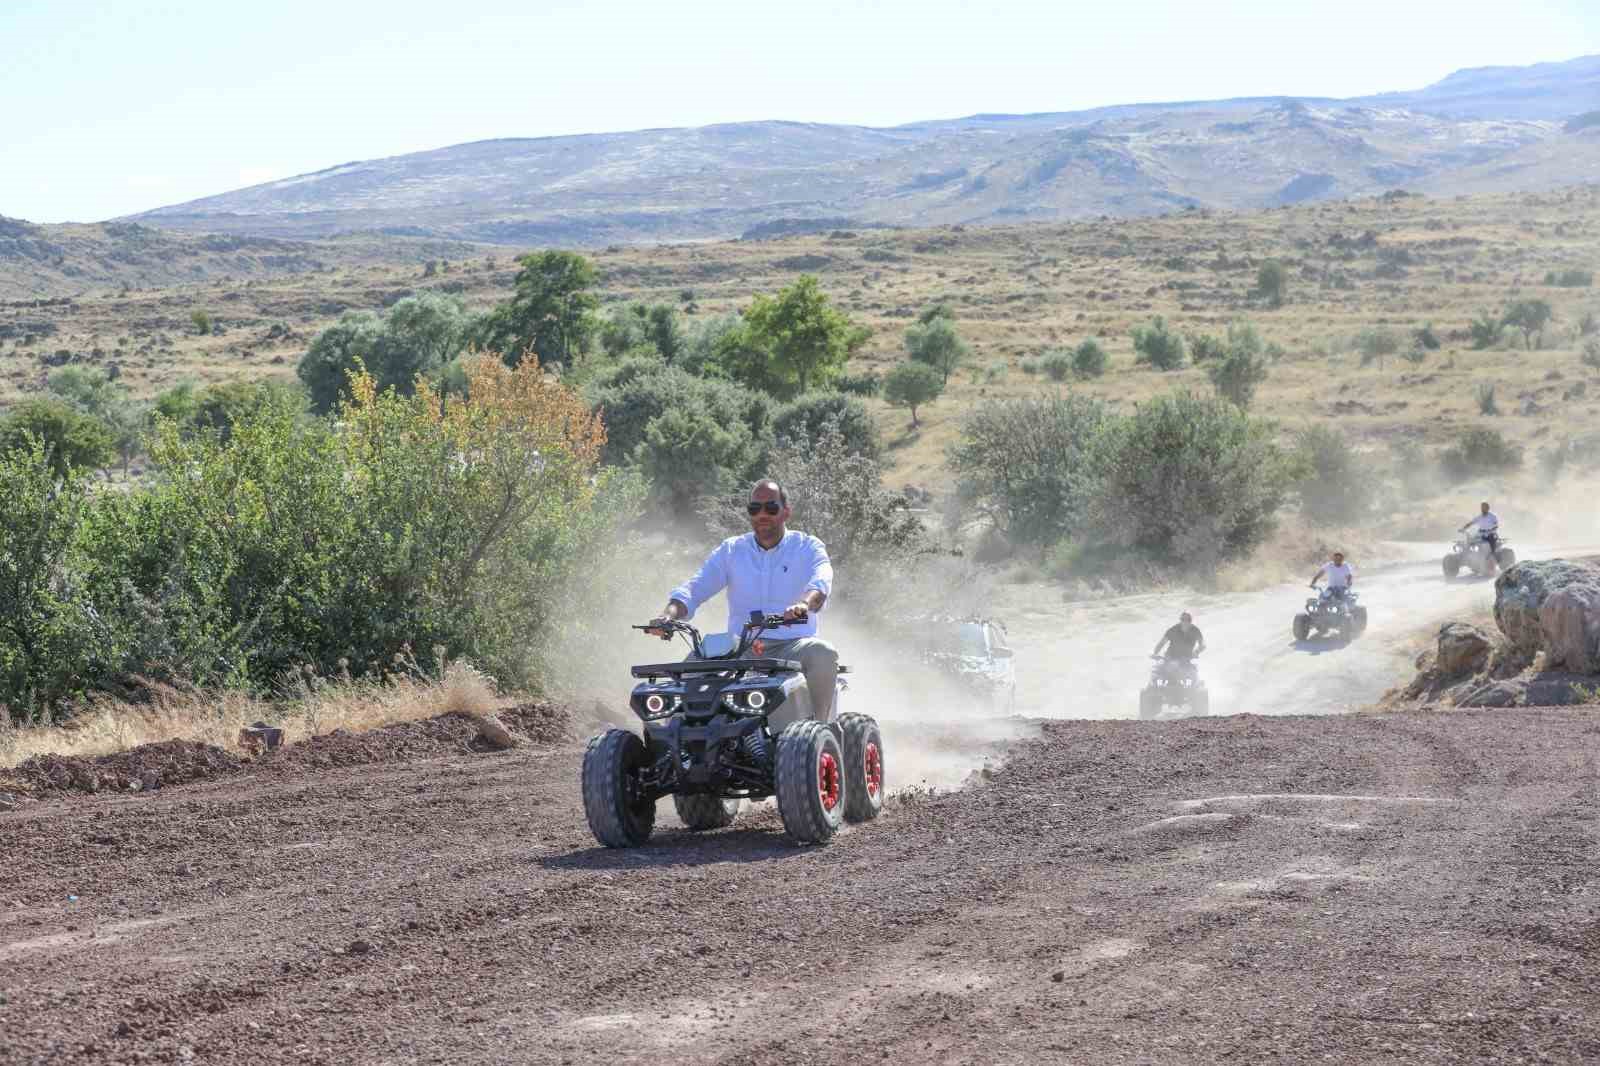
[864,742,882,799]
[818,751,841,811]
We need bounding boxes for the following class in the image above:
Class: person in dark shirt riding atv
[1153,612,1205,660]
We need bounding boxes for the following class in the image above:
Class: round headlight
[745,690,767,710]
[645,693,666,714]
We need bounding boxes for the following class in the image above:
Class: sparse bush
[1401,345,1428,367]
[1355,326,1402,369]
[1292,425,1372,525]
[882,361,943,427]
[1019,358,1041,375]
[1579,311,1599,337]
[0,398,116,475]
[1207,321,1271,409]
[1469,309,1504,350]
[1255,259,1288,308]
[949,395,1112,549]
[904,315,970,383]
[1039,348,1073,382]
[1439,427,1522,481]
[191,310,212,335]
[1094,391,1289,566]
[1413,323,1441,350]
[917,302,956,325]
[1071,338,1108,379]
[1545,268,1593,288]
[1186,331,1226,363]
[1583,338,1600,372]
[835,369,882,397]
[1132,315,1186,371]
[1475,383,1499,415]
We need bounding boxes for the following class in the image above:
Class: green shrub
[1545,268,1593,288]
[1413,323,1442,350]
[1439,427,1522,481]
[835,369,882,397]
[1207,322,1271,409]
[298,293,472,414]
[1475,382,1499,415]
[1132,316,1186,370]
[1039,348,1073,382]
[1094,391,1289,565]
[1469,309,1504,350]
[0,398,116,475]
[1019,358,1041,375]
[1355,326,1402,368]
[1255,259,1288,307]
[1186,331,1226,363]
[949,394,1111,549]
[1292,425,1372,525]
[1071,338,1108,379]
[191,310,213,335]
[1503,298,1553,350]
[772,392,880,459]
[882,362,943,427]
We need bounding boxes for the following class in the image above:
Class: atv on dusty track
[1443,530,1515,580]
[1293,587,1368,643]
[1139,655,1209,719]
[582,611,883,848]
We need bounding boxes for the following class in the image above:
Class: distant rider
[1459,502,1500,554]
[1153,612,1206,661]
[1310,551,1355,601]
[650,479,839,721]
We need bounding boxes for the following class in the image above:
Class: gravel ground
[3,705,1600,1065]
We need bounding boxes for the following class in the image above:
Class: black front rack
[631,657,802,679]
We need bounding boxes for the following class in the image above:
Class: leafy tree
[1255,259,1288,308]
[298,293,472,414]
[1132,316,1186,370]
[882,361,943,427]
[1208,322,1271,409]
[1072,338,1108,379]
[950,394,1111,548]
[904,316,970,384]
[191,309,213,335]
[1094,391,1288,565]
[717,276,869,398]
[1292,425,1372,525]
[472,250,600,368]
[1503,298,1554,350]
[771,392,880,459]
[680,312,743,377]
[599,302,686,363]
[0,398,116,475]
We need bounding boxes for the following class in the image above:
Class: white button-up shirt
[670,531,834,638]
[1317,562,1355,589]
[1467,512,1499,533]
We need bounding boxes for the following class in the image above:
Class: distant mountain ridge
[127,54,1600,246]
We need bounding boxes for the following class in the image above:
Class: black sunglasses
[746,500,782,516]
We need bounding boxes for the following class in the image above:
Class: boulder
[1539,585,1600,674]
[1436,622,1493,676]
[1494,560,1600,654]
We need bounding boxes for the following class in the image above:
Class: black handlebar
[632,612,802,659]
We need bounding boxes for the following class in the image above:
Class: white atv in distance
[1443,530,1514,579]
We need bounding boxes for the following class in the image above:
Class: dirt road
[5,702,1600,1065]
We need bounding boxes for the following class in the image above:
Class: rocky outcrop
[1493,560,1600,653]
[1437,622,1493,675]
[1539,584,1600,674]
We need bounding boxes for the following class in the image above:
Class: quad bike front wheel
[1293,613,1312,642]
[673,794,741,831]
[775,720,845,844]
[582,729,657,848]
[839,713,884,824]
[1139,686,1160,720]
[1442,555,1460,580]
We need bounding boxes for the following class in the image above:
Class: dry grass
[0,659,500,769]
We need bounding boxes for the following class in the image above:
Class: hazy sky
[5,0,1598,223]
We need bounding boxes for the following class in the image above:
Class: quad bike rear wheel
[775,720,845,844]
[1496,548,1517,571]
[673,793,741,831]
[582,729,657,848]
[1442,555,1460,580]
[1293,613,1312,642]
[1139,686,1160,720]
[839,713,884,824]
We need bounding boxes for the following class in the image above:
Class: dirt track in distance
[5,703,1600,1065]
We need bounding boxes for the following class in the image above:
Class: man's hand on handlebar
[781,602,810,623]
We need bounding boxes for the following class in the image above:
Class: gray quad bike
[1139,655,1209,719]
[1293,586,1369,643]
[1443,530,1515,580]
[581,611,883,848]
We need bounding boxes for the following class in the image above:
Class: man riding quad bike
[1444,502,1515,579]
[580,478,883,847]
[1294,552,1369,642]
[1140,612,1209,718]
